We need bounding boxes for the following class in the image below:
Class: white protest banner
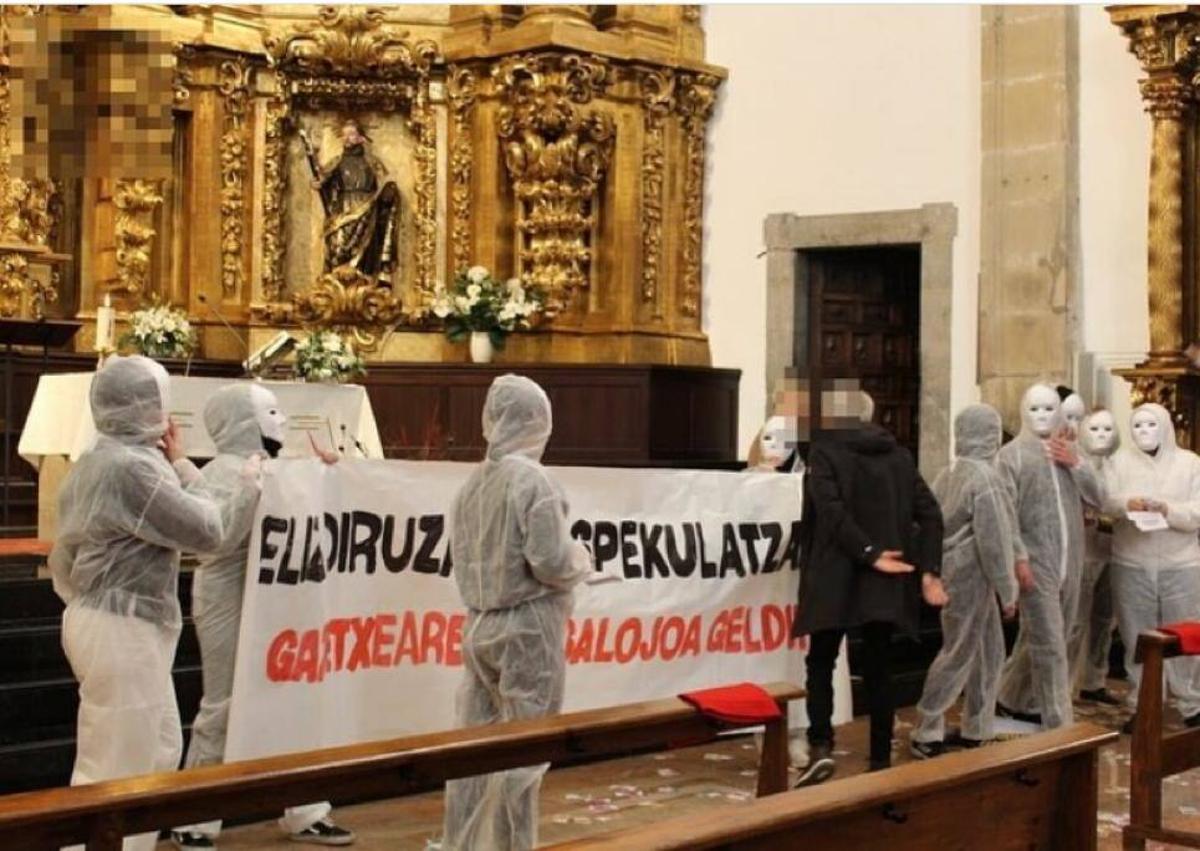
[225,460,851,762]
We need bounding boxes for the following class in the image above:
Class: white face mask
[759,416,795,467]
[1132,410,1162,454]
[1084,412,1117,453]
[1024,385,1060,438]
[249,384,287,445]
[1062,394,1085,433]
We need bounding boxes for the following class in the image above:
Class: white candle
[95,294,115,353]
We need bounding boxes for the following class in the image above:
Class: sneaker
[794,743,836,788]
[1079,688,1121,706]
[944,730,984,749]
[996,703,1043,725]
[1185,712,1200,729]
[288,819,356,846]
[908,739,946,760]
[171,832,216,850]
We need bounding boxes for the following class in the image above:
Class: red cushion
[1160,622,1200,655]
[679,683,782,725]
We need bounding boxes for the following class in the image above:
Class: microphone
[196,293,250,374]
[340,424,368,457]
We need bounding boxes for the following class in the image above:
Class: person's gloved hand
[240,453,263,486]
[161,417,186,463]
[872,550,915,574]
[1001,602,1018,621]
[1045,435,1079,469]
[921,573,948,607]
[308,433,340,465]
[1015,559,1035,593]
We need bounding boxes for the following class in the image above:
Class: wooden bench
[1125,630,1200,850]
[546,722,1115,850]
[0,681,802,850]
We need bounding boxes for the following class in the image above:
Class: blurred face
[1132,409,1162,454]
[342,122,364,146]
[1084,411,1117,453]
[1025,385,1060,438]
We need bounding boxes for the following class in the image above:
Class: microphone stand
[197,293,251,376]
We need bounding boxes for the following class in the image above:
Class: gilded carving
[1130,374,1191,444]
[260,90,290,303]
[495,52,615,312]
[173,45,195,106]
[676,72,717,319]
[264,6,438,80]
[639,67,674,307]
[1,176,58,247]
[259,8,441,314]
[218,58,251,297]
[682,6,702,24]
[447,65,478,277]
[110,179,164,296]
[1119,16,1200,74]
[264,264,406,352]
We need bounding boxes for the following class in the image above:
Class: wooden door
[803,245,921,462]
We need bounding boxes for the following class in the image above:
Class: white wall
[703,5,1152,457]
[702,4,982,458]
[1077,5,1150,432]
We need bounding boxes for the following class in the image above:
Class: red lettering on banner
[348,617,375,671]
[372,614,397,667]
[394,611,420,664]
[267,629,298,681]
[421,611,447,664]
[295,630,320,683]
[262,605,809,682]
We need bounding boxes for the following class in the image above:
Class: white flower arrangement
[121,303,197,359]
[430,267,543,349]
[293,330,366,384]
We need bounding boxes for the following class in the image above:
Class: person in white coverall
[49,356,259,851]
[996,383,1103,730]
[442,374,592,851]
[1104,403,1200,728]
[910,404,1020,757]
[170,384,353,849]
[1070,409,1121,706]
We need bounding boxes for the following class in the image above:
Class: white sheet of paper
[1127,510,1169,532]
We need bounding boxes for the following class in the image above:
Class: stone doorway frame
[762,203,957,478]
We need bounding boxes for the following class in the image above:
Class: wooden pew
[0,681,802,850]
[1125,630,1200,850]
[547,722,1115,851]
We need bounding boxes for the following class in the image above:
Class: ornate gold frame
[254,7,441,350]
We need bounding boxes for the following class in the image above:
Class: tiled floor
[161,682,1200,849]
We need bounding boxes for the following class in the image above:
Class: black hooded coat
[792,424,944,639]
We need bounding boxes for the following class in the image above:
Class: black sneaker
[171,832,216,850]
[996,703,1043,725]
[794,743,836,788]
[1079,688,1121,706]
[944,730,984,749]
[288,818,356,846]
[1185,712,1200,729]
[908,739,946,760]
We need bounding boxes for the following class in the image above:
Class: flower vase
[469,331,494,364]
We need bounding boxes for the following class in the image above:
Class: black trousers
[805,621,895,764]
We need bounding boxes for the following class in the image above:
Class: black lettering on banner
[780,520,803,570]
[620,520,641,579]
[593,521,618,569]
[413,514,444,574]
[719,523,746,578]
[640,523,670,578]
[760,523,783,573]
[382,516,415,573]
[336,512,352,573]
[258,516,289,584]
[349,511,383,574]
[275,517,300,585]
[302,516,327,583]
[738,524,763,574]
[698,522,718,578]
[441,540,454,577]
[664,523,697,577]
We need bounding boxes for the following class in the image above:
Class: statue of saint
[305,119,402,285]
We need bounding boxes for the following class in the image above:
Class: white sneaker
[288,818,356,846]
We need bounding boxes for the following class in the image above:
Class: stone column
[519,6,595,29]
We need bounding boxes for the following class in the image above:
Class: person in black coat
[793,410,946,785]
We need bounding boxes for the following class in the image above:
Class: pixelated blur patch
[9,10,175,180]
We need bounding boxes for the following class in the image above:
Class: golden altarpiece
[0,4,725,365]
